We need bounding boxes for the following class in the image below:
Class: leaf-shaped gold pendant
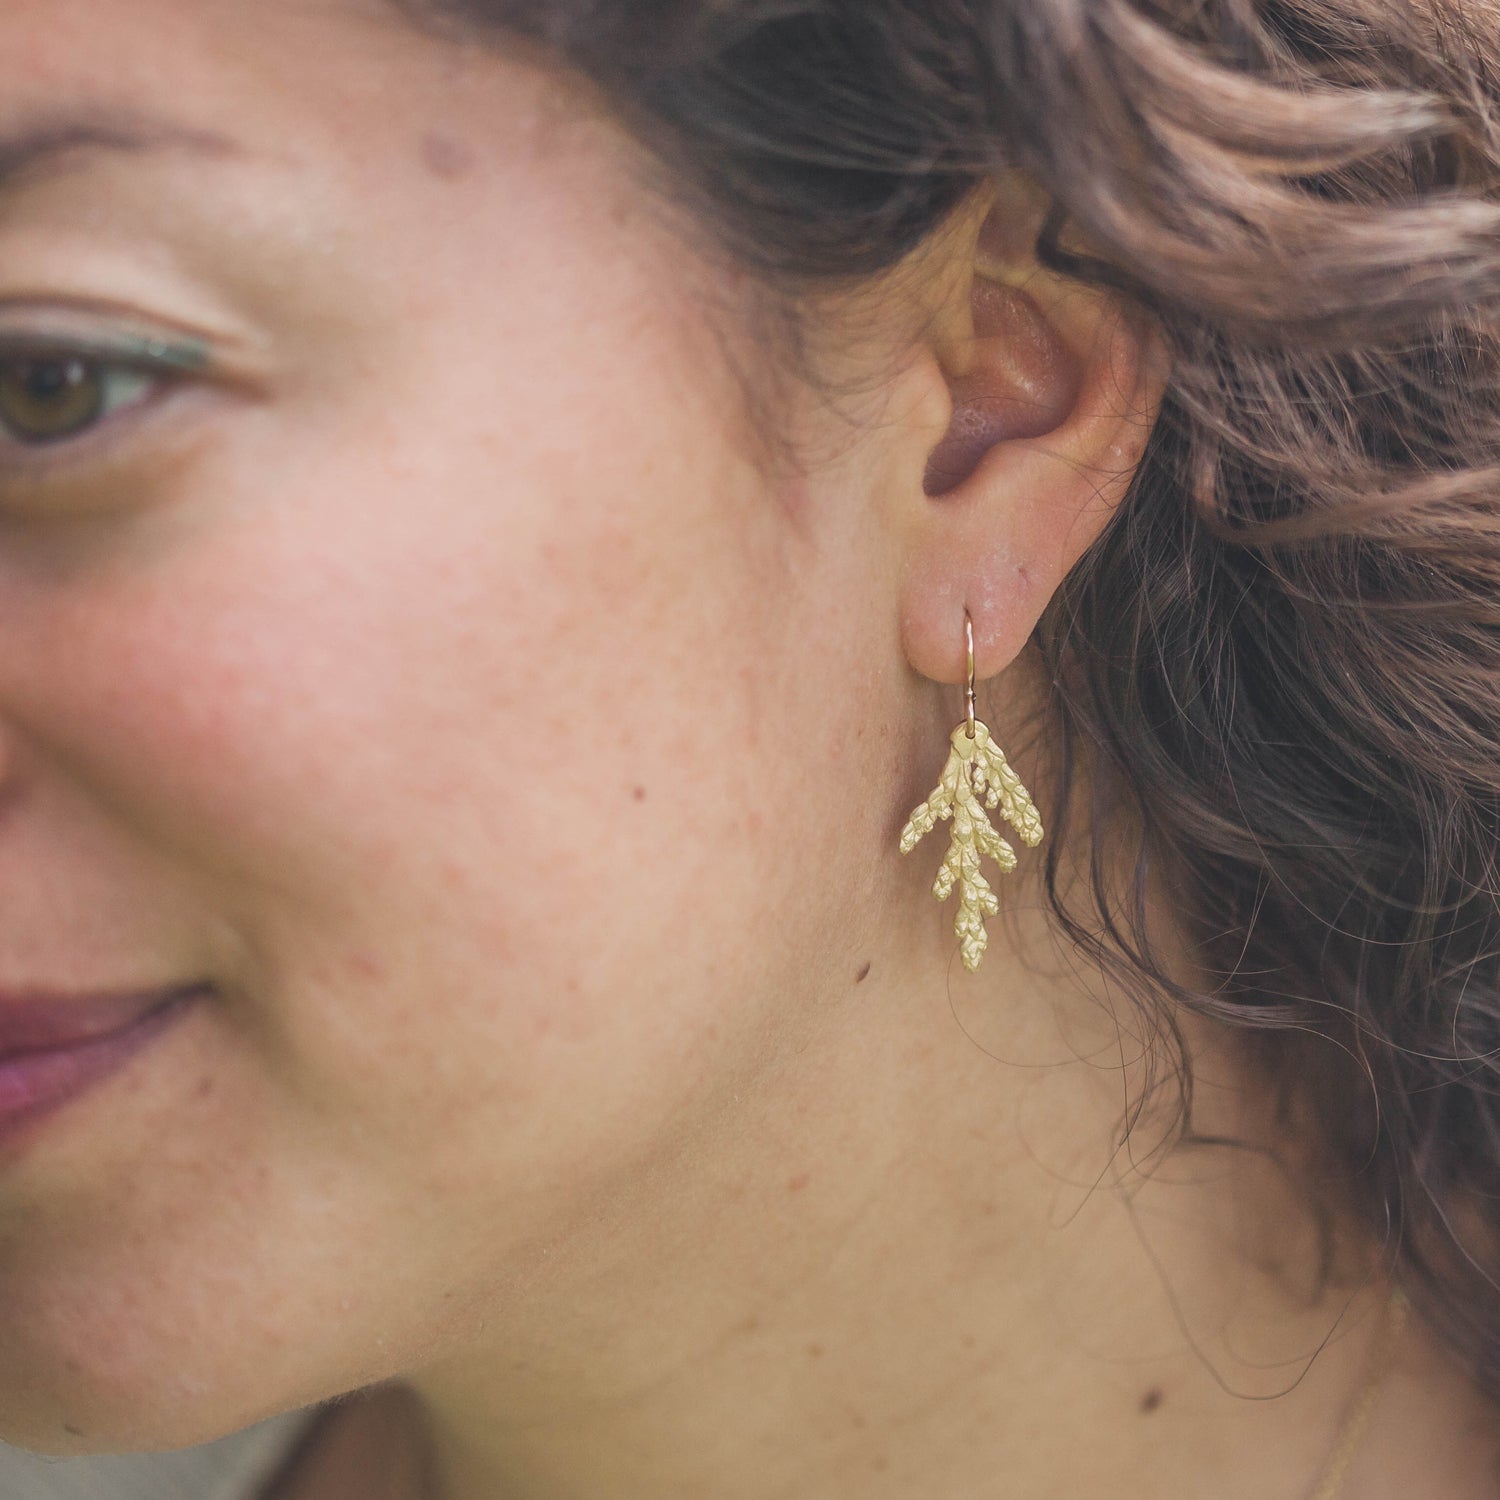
[898,719,1043,972]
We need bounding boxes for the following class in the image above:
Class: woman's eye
[0,354,157,447]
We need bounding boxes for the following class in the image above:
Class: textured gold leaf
[898,720,1043,972]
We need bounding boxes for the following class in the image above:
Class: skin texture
[0,3,1497,1498]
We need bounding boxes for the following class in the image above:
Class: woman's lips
[0,984,209,1153]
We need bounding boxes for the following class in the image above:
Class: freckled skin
[0,0,910,1457]
[420,131,476,181]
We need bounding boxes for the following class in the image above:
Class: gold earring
[898,608,1044,973]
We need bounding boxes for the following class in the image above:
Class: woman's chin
[0,1343,307,1458]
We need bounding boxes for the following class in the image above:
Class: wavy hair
[416,0,1500,1399]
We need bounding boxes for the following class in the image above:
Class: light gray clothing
[0,1408,322,1500]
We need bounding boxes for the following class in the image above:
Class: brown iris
[0,356,107,444]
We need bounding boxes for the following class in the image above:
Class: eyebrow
[0,113,241,194]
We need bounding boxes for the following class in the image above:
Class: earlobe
[899,198,1169,689]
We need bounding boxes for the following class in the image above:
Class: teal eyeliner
[0,332,213,372]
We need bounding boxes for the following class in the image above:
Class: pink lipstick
[0,984,208,1154]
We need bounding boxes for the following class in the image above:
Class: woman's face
[0,0,937,1449]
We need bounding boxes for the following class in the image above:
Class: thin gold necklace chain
[1306,1289,1411,1500]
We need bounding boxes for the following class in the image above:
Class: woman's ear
[893,172,1171,687]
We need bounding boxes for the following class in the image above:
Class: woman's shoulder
[0,1406,327,1500]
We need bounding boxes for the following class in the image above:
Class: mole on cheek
[420,131,477,180]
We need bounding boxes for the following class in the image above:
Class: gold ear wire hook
[965,608,977,742]
[897,607,1044,972]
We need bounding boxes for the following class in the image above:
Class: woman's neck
[376,896,1491,1500]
